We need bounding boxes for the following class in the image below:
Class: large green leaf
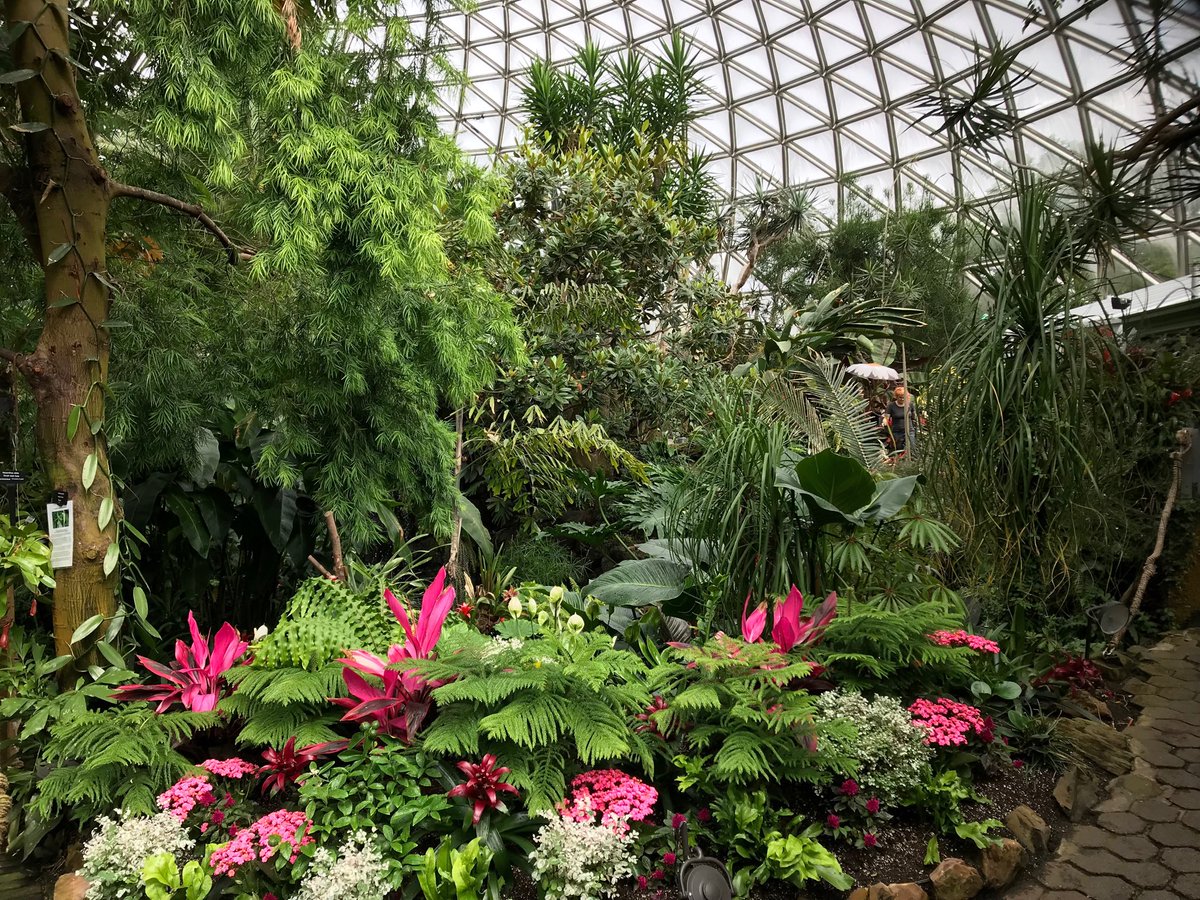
[456,495,493,558]
[776,448,876,525]
[584,558,688,607]
[860,474,921,522]
[163,488,211,557]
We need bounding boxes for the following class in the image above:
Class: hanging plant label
[47,498,74,568]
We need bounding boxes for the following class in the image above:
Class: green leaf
[103,541,119,576]
[190,428,220,487]
[970,680,993,698]
[0,68,36,84]
[35,654,72,676]
[776,448,877,525]
[9,121,49,133]
[163,489,210,557]
[99,320,132,329]
[66,405,81,440]
[82,452,98,489]
[456,495,492,558]
[70,613,105,644]
[133,585,149,620]
[98,496,114,530]
[96,640,125,668]
[584,558,688,606]
[19,706,49,739]
[860,474,922,522]
[47,243,72,264]
[994,681,1022,700]
[49,295,78,308]
[924,835,941,865]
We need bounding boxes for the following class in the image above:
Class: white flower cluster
[80,810,194,899]
[813,690,934,803]
[481,636,525,661]
[530,805,635,900]
[294,831,389,900]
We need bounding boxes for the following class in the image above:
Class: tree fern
[33,707,216,824]
[417,629,652,811]
[815,605,977,696]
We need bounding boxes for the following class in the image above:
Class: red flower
[652,869,665,880]
[115,611,248,712]
[447,754,519,825]
[260,737,347,796]
[671,813,687,829]
[697,807,711,823]
[827,814,840,829]
[1013,759,1025,769]
[866,797,880,815]
[635,695,670,737]
[839,778,860,797]
[457,603,473,618]
[663,852,676,866]
[637,876,649,890]
[211,810,225,825]
[863,833,878,848]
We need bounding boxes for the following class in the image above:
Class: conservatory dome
[428,0,1200,278]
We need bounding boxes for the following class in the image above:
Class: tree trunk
[4,0,118,658]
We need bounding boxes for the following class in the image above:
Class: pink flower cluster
[200,757,260,779]
[566,770,658,830]
[157,775,216,820]
[909,697,995,747]
[209,809,314,877]
[928,630,1001,655]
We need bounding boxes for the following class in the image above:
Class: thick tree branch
[1115,96,1200,163]
[108,180,242,265]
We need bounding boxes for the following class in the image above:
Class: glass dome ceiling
[427,0,1200,277]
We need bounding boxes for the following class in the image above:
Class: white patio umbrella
[845,362,900,381]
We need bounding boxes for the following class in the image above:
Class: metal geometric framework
[425,0,1200,279]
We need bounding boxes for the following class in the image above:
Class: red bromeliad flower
[457,602,473,619]
[332,568,456,741]
[115,611,248,712]
[260,737,348,796]
[447,754,519,825]
[634,695,670,737]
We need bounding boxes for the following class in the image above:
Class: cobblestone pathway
[1011,630,1200,900]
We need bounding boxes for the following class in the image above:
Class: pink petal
[341,669,385,702]
[207,623,248,676]
[339,650,388,679]
[741,594,767,644]
[187,611,210,669]
[385,588,417,647]
[414,567,455,656]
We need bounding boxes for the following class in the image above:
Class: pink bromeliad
[332,567,456,742]
[115,612,248,712]
[741,585,838,652]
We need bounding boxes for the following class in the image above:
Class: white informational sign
[47,500,74,569]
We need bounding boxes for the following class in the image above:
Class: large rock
[1005,804,1050,856]
[929,858,983,900]
[1054,766,1101,822]
[1055,717,1132,776]
[852,884,930,900]
[53,874,89,900]
[980,838,1026,888]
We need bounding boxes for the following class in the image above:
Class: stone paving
[1009,629,1200,900]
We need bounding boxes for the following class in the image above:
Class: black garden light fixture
[1085,600,1131,658]
[675,820,733,900]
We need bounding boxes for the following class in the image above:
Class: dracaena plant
[260,737,348,796]
[741,585,838,653]
[332,568,456,742]
[115,611,248,712]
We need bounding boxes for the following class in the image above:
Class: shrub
[81,810,195,900]
[499,535,587,586]
[812,690,933,804]
[530,801,636,900]
[295,831,390,900]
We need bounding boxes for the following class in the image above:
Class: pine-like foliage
[814,605,978,696]
[255,577,399,670]
[32,707,217,824]
[108,0,522,541]
[223,576,400,747]
[650,641,855,790]
[416,629,654,811]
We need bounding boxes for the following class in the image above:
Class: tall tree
[0,0,237,656]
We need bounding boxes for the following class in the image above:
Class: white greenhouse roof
[416,0,1200,277]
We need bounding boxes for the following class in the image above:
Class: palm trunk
[4,0,119,658]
